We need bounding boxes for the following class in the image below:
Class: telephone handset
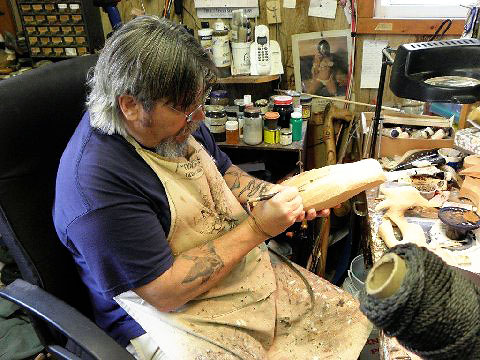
[250,25,271,75]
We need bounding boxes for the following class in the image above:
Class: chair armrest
[0,279,134,360]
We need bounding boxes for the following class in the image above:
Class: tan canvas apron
[115,135,372,359]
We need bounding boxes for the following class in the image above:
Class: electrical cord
[428,19,452,41]
[182,6,200,29]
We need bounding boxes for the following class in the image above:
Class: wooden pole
[303,92,401,112]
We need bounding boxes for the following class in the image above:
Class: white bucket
[348,254,369,292]
[231,42,251,75]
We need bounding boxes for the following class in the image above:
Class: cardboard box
[379,135,454,157]
[361,112,454,157]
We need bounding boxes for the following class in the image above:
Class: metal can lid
[225,120,238,130]
[205,104,226,117]
[264,111,280,120]
[281,128,292,135]
[274,95,293,105]
[300,94,312,103]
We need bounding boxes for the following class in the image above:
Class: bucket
[348,254,369,292]
[231,42,251,75]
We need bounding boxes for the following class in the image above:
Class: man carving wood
[53,16,371,359]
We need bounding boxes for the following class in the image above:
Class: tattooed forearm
[180,242,224,285]
[224,168,243,192]
[238,179,270,198]
[224,165,274,202]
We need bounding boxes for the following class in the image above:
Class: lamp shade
[389,38,480,104]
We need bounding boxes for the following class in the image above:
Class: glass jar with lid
[205,105,227,142]
[280,128,292,146]
[264,111,280,130]
[243,107,263,145]
[210,90,229,106]
[273,96,294,129]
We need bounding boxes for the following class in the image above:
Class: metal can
[300,94,312,121]
[264,127,280,144]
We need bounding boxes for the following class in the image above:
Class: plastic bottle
[198,23,213,55]
[212,19,231,78]
[290,111,302,141]
[225,120,239,144]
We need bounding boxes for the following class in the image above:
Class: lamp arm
[370,47,395,159]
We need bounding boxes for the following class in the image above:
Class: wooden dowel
[303,92,401,112]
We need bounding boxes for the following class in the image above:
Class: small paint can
[264,127,279,144]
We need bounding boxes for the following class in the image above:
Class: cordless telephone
[250,25,271,75]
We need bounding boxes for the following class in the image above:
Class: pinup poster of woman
[293,31,351,98]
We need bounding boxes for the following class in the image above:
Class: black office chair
[0,55,134,359]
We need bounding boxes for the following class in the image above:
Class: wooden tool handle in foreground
[282,159,386,211]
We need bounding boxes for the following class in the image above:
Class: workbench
[366,186,422,360]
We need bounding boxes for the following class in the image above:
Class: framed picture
[292,30,352,99]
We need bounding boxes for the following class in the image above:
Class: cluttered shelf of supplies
[362,120,480,359]
[217,121,307,151]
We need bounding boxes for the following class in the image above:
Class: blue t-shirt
[53,112,232,347]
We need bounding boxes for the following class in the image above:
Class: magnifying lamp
[370,38,480,158]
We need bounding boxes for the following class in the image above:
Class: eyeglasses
[166,103,205,123]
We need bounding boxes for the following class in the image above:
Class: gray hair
[87,16,216,136]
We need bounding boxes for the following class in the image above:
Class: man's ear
[118,95,141,123]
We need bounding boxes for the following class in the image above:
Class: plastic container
[348,254,369,293]
[198,27,213,55]
[212,19,231,78]
[290,111,302,141]
[264,111,280,130]
[280,128,292,146]
[300,94,312,121]
[231,42,251,75]
[273,95,294,129]
[210,90,229,106]
[225,120,239,144]
[243,107,263,145]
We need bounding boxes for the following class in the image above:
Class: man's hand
[250,187,304,237]
[267,185,334,223]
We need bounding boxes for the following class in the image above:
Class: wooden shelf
[216,75,280,84]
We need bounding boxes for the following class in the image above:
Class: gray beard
[155,139,188,157]
[154,120,201,158]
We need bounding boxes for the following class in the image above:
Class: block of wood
[282,159,386,210]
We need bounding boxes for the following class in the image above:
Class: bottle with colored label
[290,111,302,141]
